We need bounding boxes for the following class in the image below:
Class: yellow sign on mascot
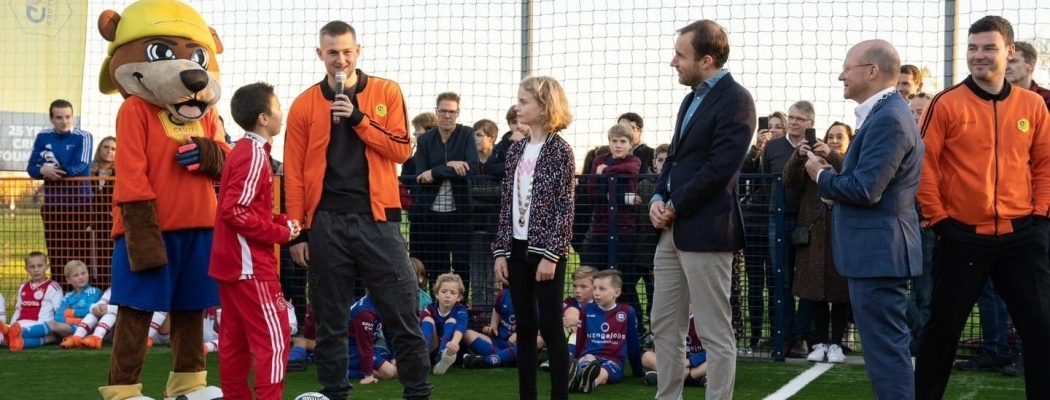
[96,1,229,399]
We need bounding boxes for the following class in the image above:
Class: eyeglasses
[907,92,931,100]
[787,116,812,123]
[436,109,459,116]
[841,63,874,74]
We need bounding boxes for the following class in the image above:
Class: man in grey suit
[650,19,755,400]
[804,39,923,399]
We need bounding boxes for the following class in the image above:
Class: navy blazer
[816,92,924,278]
[654,72,755,252]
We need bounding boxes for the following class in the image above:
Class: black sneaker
[644,371,658,386]
[463,354,490,369]
[787,338,810,359]
[1002,354,1025,377]
[685,375,706,387]
[572,363,601,393]
[954,352,1010,372]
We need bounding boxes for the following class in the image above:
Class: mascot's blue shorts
[110,229,219,311]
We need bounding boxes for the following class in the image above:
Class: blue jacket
[26,128,93,204]
[817,92,924,278]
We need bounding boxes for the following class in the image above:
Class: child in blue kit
[420,272,468,375]
[347,294,397,384]
[462,286,519,368]
[641,313,709,388]
[570,270,643,393]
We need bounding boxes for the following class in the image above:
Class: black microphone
[333,71,346,124]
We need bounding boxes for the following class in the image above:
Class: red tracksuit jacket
[209,133,291,282]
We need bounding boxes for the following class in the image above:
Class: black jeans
[508,239,569,400]
[916,216,1050,400]
[309,211,434,400]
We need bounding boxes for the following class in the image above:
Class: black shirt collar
[319,69,369,100]
[964,75,1012,101]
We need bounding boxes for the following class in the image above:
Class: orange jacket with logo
[284,71,410,227]
[918,77,1050,235]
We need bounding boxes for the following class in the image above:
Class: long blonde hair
[519,76,573,134]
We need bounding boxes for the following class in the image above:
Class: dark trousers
[907,227,935,355]
[508,239,569,400]
[916,217,1050,400]
[417,212,472,301]
[810,301,849,346]
[308,212,433,400]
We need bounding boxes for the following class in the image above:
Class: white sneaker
[540,360,551,372]
[807,343,828,362]
[826,344,846,363]
[433,349,457,375]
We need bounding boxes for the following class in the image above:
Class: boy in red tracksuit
[209,82,301,400]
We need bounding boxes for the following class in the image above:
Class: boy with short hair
[462,286,519,368]
[208,82,300,400]
[543,266,596,371]
[2,251,63,352]
[581,124,642,269]
[18,260,103,349]
[570,270,643,393]
[421,273,469,375]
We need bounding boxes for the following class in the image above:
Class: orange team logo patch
[158,110,206,144]
[375,104,388,117]
[1018,118,1030,134]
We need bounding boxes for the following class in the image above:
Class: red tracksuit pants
[218,279,290,400]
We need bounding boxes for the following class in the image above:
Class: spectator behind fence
[807,38,922,399]
[898,64,925,99]
[89,135,116,286]
[783,122,853,364]
[471,119,503,308]
[1008,41,1050,110]
[904,91,936,358]
[489,105,522,177]
[649,19,756,400]
[582,123,643,334]
[633,143,669,321]
[618,112,655,174]
[403,112,440,267]
[26,99,94,288]
[916,16,1050,400]
[210,82,300,400]
[284,20,433,400]
[413,92,479,302]
[2,251,63,352]
[492,75,575,400]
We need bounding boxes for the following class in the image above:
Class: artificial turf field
[0,346,1026,399]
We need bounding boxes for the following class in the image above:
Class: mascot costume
[96,0,229,399]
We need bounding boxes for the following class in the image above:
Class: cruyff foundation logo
[12,0,73,36]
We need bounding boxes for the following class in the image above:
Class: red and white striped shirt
[12,279,63,323]
[208,132,291,282]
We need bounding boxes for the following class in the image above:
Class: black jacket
[412,124,479,214]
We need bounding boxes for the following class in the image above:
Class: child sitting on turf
[569,270,643,393]
[463,285,520,368]
[421,272,468,375]
[411,257,433,311]
[641,313,708,388]
[542,266,596,371]
[288,305,315,372]
[19,260,104,349]
[348,294,397,384]
[1,251,63,352]
[0,293,6,346]
[65,286,167,350]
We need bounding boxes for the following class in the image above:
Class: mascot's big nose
[180,70,209,93]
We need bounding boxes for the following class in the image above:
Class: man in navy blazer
[806,39,923,399]
[649,20,755,400]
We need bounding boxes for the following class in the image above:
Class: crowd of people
[3,14,1050,400]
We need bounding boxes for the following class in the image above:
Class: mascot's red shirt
[112,96,231,238]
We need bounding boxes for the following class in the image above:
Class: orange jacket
[112,96,231,237]
[284,71,410,227]
[918,77,1050,235]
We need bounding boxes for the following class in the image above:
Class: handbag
[790,207,826,246]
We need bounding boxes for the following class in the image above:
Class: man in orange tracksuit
[283,21,433,400]
[915,16,1050,400]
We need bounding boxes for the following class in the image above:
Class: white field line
[762,363,835,400]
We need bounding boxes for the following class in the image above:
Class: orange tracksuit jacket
[284,71,410,227]
[918,77,1050,235]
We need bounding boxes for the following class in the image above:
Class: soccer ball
[294,393,330,400]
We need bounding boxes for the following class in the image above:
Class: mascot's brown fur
[96,1,228,399]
